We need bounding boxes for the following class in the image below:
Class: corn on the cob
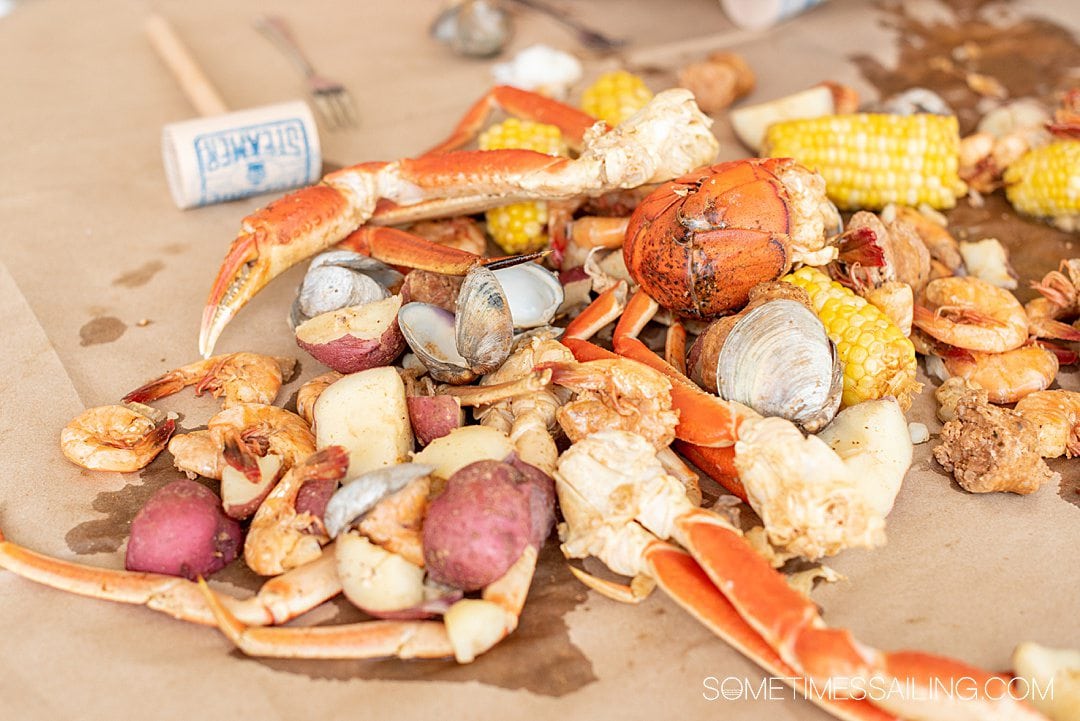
[581,70,654,127]
[763,113,967,211]
[478,119,567,254]
[783,266,920,409]
[1003,139,1080,231]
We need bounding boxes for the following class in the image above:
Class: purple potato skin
[508,456,556,547]
[406,395,464,446]
[125,479,242,581]
[422,460,533,591]
[294,476,339,523]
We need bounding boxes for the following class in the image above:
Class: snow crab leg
[556,431,1044,721]
[0,527,342,627]
[197,544,538,663]
[558,281,754,499]
[199,88,719,356]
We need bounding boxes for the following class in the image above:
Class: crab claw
[199,185,364,357]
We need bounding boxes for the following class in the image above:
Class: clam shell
[429,0,510,58]
[290,251,404,329]
[716,299,842,432]
[397,302,477,384]
[455,266,513,374]
[323,463,434,539]
[492,263,564,329]
[310,251,405,290]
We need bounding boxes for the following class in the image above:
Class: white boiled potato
[411,425,515,479]
[444,599,513,663]
[314,366,413,479]
[336,531,425,613]
[730,85,835,152]
[817,398,913,516]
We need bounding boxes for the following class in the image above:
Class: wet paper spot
[65,424,211,555]
[247,541,597,696]
[79,316,126,346]
[65,451,188,554]
[852,1,1080,295]
[112,260,165,289]
[1049,457,1080,511]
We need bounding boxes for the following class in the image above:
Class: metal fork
[255,15,357,130]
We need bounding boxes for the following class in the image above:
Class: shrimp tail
[123,374,195,405]
[223,431,263,482]
[139,418,176,453]
[1033,339,1080,365]
[836,225,887,267]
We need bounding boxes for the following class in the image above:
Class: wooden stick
[144,14,229,117]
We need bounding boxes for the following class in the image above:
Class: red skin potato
[508,456,556,548]
[125,479,242,580]
[406,395,464,446]
[423,460,533,591]
[294,296,407,374]
[294,476,339,522]
[220,475,275,521]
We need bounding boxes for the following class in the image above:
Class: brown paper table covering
[1,1,1077,719]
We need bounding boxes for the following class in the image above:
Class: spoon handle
[506,0,626,51]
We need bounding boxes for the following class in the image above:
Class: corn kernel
[783,266,920,409]
[478,119,568,254]
[581,70,654,126]
[763,114,967,211]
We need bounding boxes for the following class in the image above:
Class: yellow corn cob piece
[763,113,967,211]
[581,70,654,127]
[1004,139,1080,230]
[783,266,920,409]
[478,119,568,254]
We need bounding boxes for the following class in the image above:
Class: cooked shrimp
[940,344,1059,404]
[545,358,679,450]
[167,430,223,479]
[60,404,175,472]
[295,371,342,427]
[245,446,349,576]
[1014,389,1080,458]
[889,205,963,275]
[1026,260,1080,341]
[123,352,296,409]
[356,475,430,567]
[913,276,1028,353]
[168,404,315,482]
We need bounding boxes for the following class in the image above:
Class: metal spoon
[506,0,626,53]
[430,0,512,58]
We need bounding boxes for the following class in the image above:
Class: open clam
[398,260,564,383]
[716,299,842,433]
[398,303,480,384]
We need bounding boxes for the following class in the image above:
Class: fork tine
[312,93,340,130]
[330,90,357,128]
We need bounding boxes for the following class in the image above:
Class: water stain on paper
[79,316,127,346]
[64,447,193,555]
[247,540,597,697]
[112,260,165,289]
[853,0,1080,300]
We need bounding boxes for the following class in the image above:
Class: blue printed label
[193,117,315,205]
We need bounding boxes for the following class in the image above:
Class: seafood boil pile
[3,61,1080,721]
